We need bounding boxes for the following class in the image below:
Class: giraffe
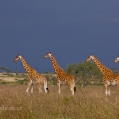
[44,52,76,95]
[86,54,119,96]
[14,54,49,93]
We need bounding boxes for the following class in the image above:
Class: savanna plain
[0,73,119,119]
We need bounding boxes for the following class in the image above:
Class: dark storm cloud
[0,0,119,72]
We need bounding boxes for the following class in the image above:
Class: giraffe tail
[44,79,49,93]
[73,82,76,92]
[74,87,76,92]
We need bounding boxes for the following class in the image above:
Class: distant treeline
[1,63,119,86]
[111,68,119,74]
[0,67,12,74]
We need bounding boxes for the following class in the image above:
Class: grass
[0,85,118,119]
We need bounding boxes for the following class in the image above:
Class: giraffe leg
[26,81,32,93]
[36,83,42,93]
[69,82,76,95]
[104,84,108,96]
[57,82,61,94]
[31,84,34,93]
[44,79,49,93]
[116,81,119,95]
[107,88,110,96]
[70,86,74,95]
[117,84,119,90]
[39,87,42,93]
[116,81,119,90]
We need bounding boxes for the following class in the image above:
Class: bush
[65,61,102,86]
[16,79,27,85]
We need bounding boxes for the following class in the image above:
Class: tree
[0,67,12,74]
[65,61,102,87]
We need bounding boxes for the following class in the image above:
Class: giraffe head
[13,54,22,62]
[86,54,94,61]
[44,52,52,59]
[114,56,119,63]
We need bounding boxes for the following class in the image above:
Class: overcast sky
[0,1,119,73]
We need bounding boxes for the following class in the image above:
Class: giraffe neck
[20,57,31,73]
[93,57,112,75]
[50,55,64,74]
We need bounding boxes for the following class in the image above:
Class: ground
[0,84,118,119]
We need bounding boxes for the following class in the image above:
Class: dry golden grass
[0,84,118,119]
